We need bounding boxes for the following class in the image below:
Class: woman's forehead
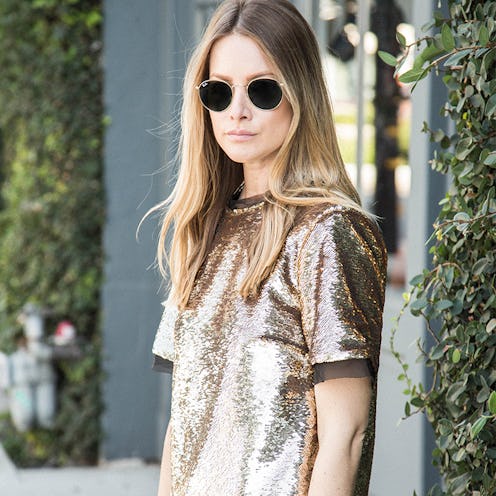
[209,33,277,80]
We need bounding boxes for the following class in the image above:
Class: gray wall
[102,0,220,462]
[369,0,446,493]
[102,0,176,460]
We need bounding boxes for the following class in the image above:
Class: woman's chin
[221,150,252,165]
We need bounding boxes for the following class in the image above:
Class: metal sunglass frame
[196,77,285,112]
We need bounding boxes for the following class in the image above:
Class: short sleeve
[313,359,372,384]
[297,208,387,375]
[151,300,177,372]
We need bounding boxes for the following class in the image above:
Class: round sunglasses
[196,78,285,112]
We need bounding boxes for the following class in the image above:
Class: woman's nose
[229,86,251,120]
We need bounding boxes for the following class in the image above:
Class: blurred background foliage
[0,0,104,466]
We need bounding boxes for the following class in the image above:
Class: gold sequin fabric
[152,196,387,496]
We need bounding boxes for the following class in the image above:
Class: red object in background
[54,321,76,346]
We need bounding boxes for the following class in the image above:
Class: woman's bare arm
[308,374,372,496]
[157,421,172,496]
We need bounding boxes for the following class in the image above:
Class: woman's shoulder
[292,202,386,256]
[293,201,376,233]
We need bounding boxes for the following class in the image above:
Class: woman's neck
[240,163,270,199]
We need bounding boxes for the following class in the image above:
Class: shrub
[383,2,496,494]
[0,0,104,466]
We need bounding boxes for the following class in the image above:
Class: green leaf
[398,68,428,84]
[452,348,461,363]
[483,152,496,166]
[452,447,466,462]
[396,31,406,47]
[450,472,470,494]
[430,343,447,360]
[411,396,424,407]
[438,419,452,436]
[487,319,496,333]
[472,258,488,276]
[409,274,424,286]
[470,93,484,108]
[436,299,453,311]
[464,85,474,98]
[410,297,428,311]
[427,484,444,496]
[421,20,435,32]
[477,380,491,403]
[85,10,102,29]
[33,0,57,7]
[485,94,496,116]
[445,266,454,289]
[444,48,472,66]
[455,138,473,160]
[483,48,496,74]
[471,416,488,438]
[420,43,445,63]
[441,23,455,51]
[483,295,496,313]
[453,211,470,222]
[432,129,445,142]
[479,24,489,46]
[488,391,496,415]
[378,50,398,67]
[447,381,465,402]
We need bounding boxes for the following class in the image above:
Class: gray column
[101,0,179,460]
[408,0,447,491]
[370,0,445,493]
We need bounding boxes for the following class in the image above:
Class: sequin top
[152,195,387,496]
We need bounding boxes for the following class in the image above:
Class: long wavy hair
[155,0,363,308]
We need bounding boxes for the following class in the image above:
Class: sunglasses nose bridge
[230,83,249,99]
[229,83,251,113]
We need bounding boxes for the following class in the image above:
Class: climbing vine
[381,1,496,494]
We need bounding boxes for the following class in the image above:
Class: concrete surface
[0,449,160,496]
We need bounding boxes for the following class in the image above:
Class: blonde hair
[155,0,363,308]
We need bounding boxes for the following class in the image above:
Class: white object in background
[0,352,9,389]
[8,347,37,432]
[7,304,57,431]
[0,352,10,415]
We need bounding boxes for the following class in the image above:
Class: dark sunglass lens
[199,81,231,111]
[248,79,282,110]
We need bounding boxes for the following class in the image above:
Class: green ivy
[0,0,103,466]
[383,1,496,495]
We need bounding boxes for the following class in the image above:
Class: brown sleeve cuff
[313,359,372,385]
[152,354,173,374]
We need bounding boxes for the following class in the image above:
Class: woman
[151,1,387,495]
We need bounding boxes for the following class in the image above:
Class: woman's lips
[226,130,256,141]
